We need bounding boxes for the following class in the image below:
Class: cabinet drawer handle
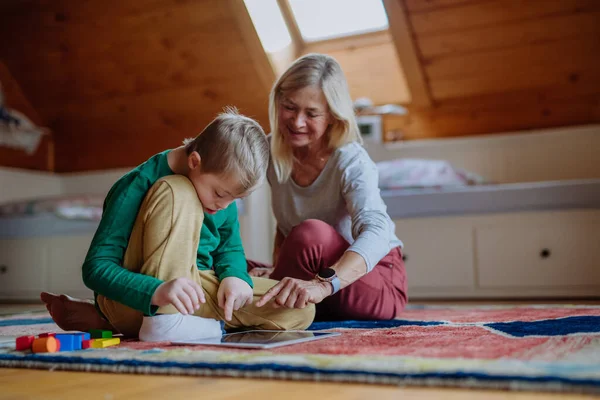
[540,248,551,259]
[0,265,7,274]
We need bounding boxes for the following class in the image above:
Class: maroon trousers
[248,219,408,321]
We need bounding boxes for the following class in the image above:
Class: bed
[383,178,600,299]
[382,179,600,219]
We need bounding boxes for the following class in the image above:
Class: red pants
[248,219,408,321]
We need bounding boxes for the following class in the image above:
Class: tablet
[171,330,340,349]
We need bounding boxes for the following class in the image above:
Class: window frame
[276,0,390,57]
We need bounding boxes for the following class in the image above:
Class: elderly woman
[251,53,407,320]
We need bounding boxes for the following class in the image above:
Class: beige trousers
[97,175,315,337]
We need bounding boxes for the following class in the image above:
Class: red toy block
[32,337,60,353]
[82,339,93,349]
[16,335,35,351]
[38,332,56,338]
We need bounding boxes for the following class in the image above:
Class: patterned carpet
[1,305,599,394]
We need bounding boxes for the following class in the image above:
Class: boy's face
[187,152,246,214]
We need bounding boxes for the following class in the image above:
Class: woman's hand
[256,278,332,309]
[248,267,274,278]
[217,277,254,321]
[151,277,205,315]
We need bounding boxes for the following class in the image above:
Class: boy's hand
[151,277,205,315]
[217,277,253,321]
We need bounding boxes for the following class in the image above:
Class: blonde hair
[269,53,362,183]
[183,107,269,193]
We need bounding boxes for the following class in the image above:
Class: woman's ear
[188,151,202,171]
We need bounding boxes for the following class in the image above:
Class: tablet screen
[172,330,340,349]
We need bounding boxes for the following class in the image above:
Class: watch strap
[330,276,341,295]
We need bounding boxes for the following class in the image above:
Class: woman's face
[278,86,332,150]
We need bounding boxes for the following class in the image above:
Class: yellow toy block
[91,338,120,348]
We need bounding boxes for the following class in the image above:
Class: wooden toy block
[32,337,60,353]
[16,335,35,351]
[73,335,83,350]
[38,332,56,338]
[91,338,120,348]
[62,333,85,350]
[55,334,81,351]
[89,329,112,339]
[81,332,91,341]
[82,339,93,349]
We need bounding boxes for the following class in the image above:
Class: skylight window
[289,0,389,41]
[244,0,292,53]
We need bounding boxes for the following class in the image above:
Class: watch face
[319,268,336,279]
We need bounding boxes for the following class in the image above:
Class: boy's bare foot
[40,292,114,332]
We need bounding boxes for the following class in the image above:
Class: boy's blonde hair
[183,107,269,193]
[269,53,362,183]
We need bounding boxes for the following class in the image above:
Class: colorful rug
[1,305,599,394]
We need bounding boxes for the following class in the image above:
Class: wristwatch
[315,267,341,295]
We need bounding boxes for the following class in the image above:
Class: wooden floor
[1,368,596,400]
[1,301,598,400]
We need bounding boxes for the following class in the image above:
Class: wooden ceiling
[1,0,599,172]
[383,0,600,140]
[0,0,273,172]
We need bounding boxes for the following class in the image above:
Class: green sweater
[82,150,252,316]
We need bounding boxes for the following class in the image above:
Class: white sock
[139,314,224,342]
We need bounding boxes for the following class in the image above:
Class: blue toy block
[54,334,76,352]
[61,332,90,351]
[66,333,83,350]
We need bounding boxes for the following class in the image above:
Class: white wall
[365,124,600,183]
[0,167,128,203]
[238,183,276,263]
[0,166,62,203]
[61,169,129,196]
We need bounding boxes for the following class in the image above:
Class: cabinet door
[47,235,94,298]
[0,239,48,300]
[395,218,475,291]
[476,211,600,288]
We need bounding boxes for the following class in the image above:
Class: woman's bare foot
[40,292,114,332]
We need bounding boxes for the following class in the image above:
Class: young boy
[41,108,315,341]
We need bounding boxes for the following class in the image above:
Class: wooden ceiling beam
[276,0,305,58]
[382,0,433,107]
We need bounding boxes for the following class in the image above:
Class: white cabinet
[476,212,600,290]
[395,218,475,294]
[0,235,94,301]
[394,210,600,299]
[0,238,48,299]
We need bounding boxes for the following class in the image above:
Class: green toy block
[89,329,113,339]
